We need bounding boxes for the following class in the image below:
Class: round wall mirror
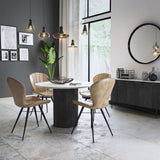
[128,23,160,64]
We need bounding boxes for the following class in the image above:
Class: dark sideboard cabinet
[110,79,160,114]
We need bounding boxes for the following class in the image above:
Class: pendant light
[153,28,159,56]
[38,0,50,40]
[26,0,34,32]
[53,0,69,39]
[153,42,159,56]
[82,24,88,35]
[68,40,78,48]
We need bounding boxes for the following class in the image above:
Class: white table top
[35,81,92,89]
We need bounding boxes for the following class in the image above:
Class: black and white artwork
[19,48,29,61]
[1,25,17,50]
[19,32,33,45]
[10,51,17,61]
[1,50,9,61]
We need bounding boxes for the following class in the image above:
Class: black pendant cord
[29,0,31,19]
[60,0,63,26]
[42,0,44,27]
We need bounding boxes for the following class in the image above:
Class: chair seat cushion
[79,90,91,98]
[73,99,93,109]
[24,96,50,108]
[34,90,53,97]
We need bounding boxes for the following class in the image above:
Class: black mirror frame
[128,23,160,64]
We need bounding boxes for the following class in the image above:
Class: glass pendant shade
[82,25,88,35]
[27,19,34,32]
[68,40,78,48]
[53,26,69,39]
[154,42,159,50]
[38,27,50,40]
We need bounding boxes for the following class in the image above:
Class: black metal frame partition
[82,0,111,81]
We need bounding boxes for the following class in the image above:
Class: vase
[149,67,157,81]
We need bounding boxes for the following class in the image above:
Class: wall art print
[19,48,29,61]
[19,32,33,46]
[10,51,18,61]
[1,50,9,61]
[1,25,17,50]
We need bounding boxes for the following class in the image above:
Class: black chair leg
[50,96,54,103]
[30,108,34,116]
[71,107,84,134]
[11,108,23,133]
[38,105,52,133]
[22,108,30,141]
[90,109,95,143]
[100,109,113,136]
[33,107,39,127]
[40,96,44,120]
[105,107,110,118]
[45,97,48,113]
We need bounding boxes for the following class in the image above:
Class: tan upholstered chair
[7,77,52,140]
[80,73,111,117]
[29,72,54,113]
[72,78,115,143]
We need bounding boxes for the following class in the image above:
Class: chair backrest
[90,78,115,109]
[29,72,48,94]
[7,77,26,107]
[93,73,111,83]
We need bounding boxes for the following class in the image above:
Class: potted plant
[39,40,63,80]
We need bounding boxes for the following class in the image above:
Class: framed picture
[10,51,17,61]
[19,32,33,45]
[1,25,17,50]
[19,48,29,61]
[1,50,9,61]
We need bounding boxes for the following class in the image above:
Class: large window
[90,19,111,80]
[80,0,111,81]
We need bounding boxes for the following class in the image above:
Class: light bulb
[27,19,34,32]
[82,25,88,35]
[153,50,159,56]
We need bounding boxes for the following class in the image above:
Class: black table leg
[53,89,78,128]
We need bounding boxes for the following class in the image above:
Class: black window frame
[81,0,111,81]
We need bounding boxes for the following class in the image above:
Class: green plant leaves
[39,40,63,80]
[39,58,48,68]
[40,48,47,58]
[47,47,56,64]
[42,40,49,53]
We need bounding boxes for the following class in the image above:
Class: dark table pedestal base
[53,89,78,128]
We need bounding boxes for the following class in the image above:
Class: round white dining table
[36,81,92,128]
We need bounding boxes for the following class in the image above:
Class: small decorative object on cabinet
[116,68,124,78]
[142,71,149,80]
[149,67,157,81]
[116,68,135,79]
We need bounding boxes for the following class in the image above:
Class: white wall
[111,0,160,79]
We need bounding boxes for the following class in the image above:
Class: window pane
[89,0,110,16]
[90,19,111,81]
[80,0,87,18]
[79,25,88,81]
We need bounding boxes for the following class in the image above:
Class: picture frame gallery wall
[0,25,33,62]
